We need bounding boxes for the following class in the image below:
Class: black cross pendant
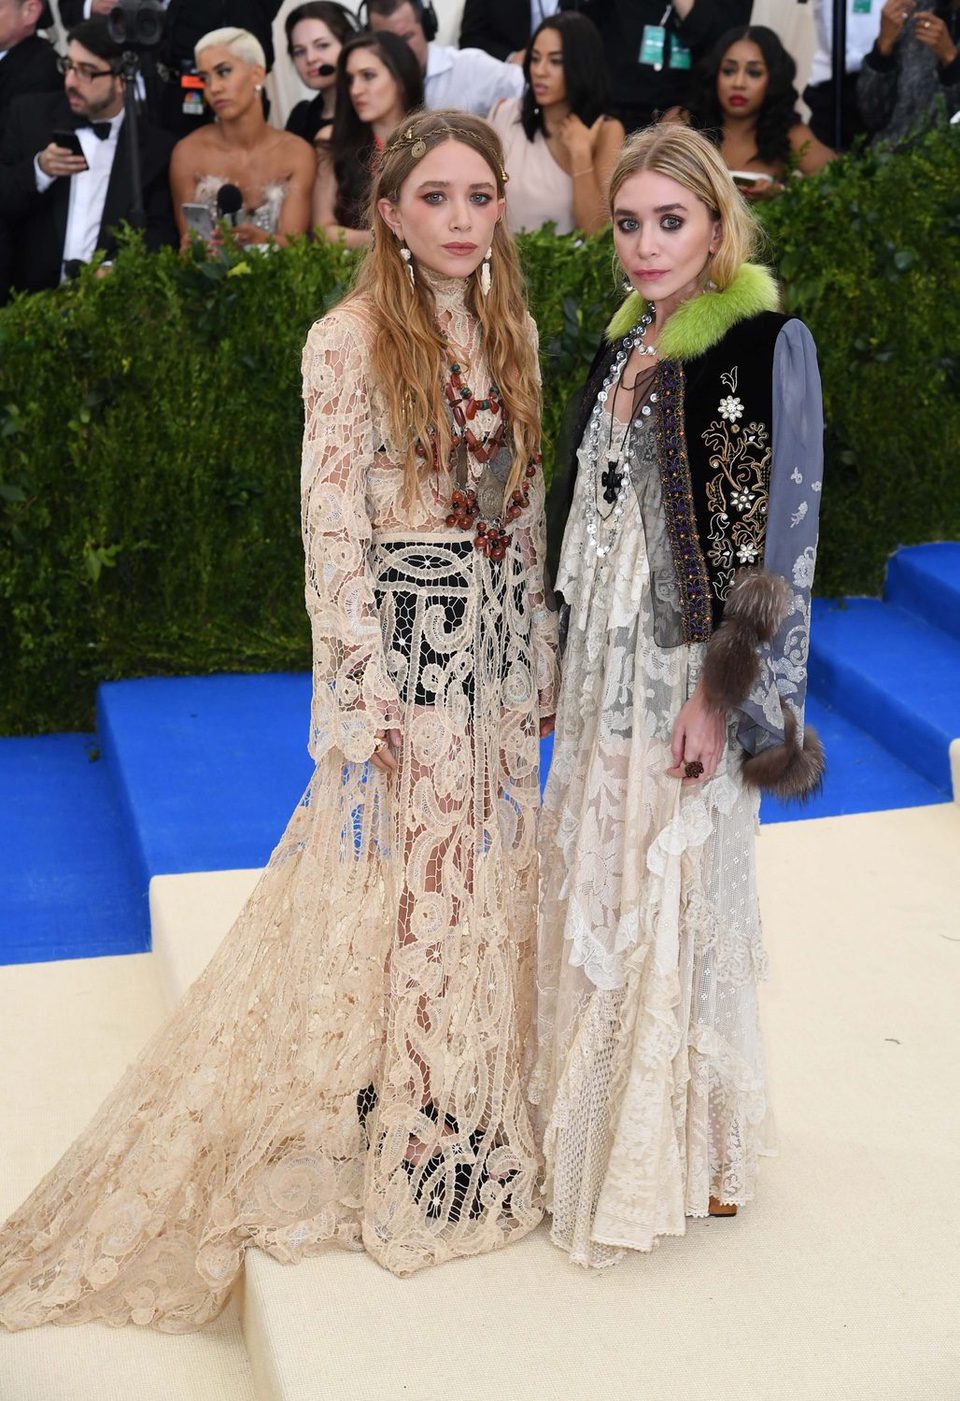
[600,462,622,504]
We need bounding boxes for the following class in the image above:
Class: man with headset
[363,0,523,114]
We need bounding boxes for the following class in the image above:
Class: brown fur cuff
[742,709,825,801]
[701,569,792,710]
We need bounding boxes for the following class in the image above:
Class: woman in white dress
[0,111,558,1331]
[532,124,825,1267]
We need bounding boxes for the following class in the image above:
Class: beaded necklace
[418,357,540,561]
[584,304,659,562]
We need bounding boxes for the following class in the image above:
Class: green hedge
[2,125,959,736]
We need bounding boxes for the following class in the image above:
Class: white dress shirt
[529,0,561,34]
[423,42,524,115]
[808,0,884,84]
[34,109,125,279]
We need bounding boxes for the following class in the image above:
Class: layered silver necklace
[584,304,658,561]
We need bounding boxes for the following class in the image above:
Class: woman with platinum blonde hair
[169,26,315,247]
[532,123,825,1266]
[0,110,558,1331]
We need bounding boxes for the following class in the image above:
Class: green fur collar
[605,262,780,361]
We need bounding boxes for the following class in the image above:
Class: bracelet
[571,166,593,177]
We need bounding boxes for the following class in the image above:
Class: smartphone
[181,202,216,240]
[51,128,89,170]
[729,170,772,191]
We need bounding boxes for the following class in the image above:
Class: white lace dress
[530,408,773,1269]
[0,278,558,1330]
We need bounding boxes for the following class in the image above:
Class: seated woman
[665,25,834,198]
[170,27,315,248]
[489,12,624,237]
[312,31,422,250]
[284,2,357,148]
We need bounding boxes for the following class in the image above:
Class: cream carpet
[1,804,958,1400]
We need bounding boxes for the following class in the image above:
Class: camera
[106,0,166,51]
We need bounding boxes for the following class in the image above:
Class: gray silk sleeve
[736,319,824,756]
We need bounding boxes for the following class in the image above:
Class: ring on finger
[684,759,705,780]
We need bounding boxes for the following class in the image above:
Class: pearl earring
[479,247,492,297]
[400,244,415,289]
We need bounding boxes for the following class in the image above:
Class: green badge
[669,39,692,70]
[639,24,667,70]
[852,0,872,13]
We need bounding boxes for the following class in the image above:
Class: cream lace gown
[530,409,773,1269]
[0,278,558,1331]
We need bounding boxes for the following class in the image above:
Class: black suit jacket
[0,92,177,301]
[459,0,531,61]
[0,34,61,126]
[559,0,751,119]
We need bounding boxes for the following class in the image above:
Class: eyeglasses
[57,56,117,81]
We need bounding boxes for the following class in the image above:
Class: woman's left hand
[666,686,727,786]
[556,113,603,167]
[914,11,958,66]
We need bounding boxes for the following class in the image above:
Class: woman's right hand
[370,727,402,774]
[877,0,915,56]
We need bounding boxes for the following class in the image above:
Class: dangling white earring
[400,244,415,289]
[479,247,492,297]
[255,83,263,93]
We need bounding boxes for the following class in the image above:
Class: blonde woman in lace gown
[0,111,558,1332]
[531,125,825,1267]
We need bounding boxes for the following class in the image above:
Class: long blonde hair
[608,125,761,289]
[344,110,540,504]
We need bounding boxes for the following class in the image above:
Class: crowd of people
[0,0,957,301]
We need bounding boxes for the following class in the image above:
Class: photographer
[57,0,284,136]
[0,16,176,302]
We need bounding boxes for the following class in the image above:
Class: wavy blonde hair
[343,110,540,504]
[608,124,761,289]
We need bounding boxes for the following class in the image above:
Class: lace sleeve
[301,313,401,763]
[513,314,560,716]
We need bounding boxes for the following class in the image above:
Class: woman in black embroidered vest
[531,124,825,1266]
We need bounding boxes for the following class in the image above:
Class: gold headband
[383,125,509,182]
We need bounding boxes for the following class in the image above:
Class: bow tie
[75,118,113,140]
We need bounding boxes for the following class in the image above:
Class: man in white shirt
[366,0,523,115]
[803,0,884,149]
[0,17,176,300]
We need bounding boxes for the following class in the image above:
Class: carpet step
[885,541,960,643]
[808,597,960,794]
[0,734,147,966]
[97,674,314,885]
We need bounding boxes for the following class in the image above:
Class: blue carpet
[4,538,957,965]
[0,735,148,966]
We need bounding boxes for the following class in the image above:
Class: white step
[0,953,257,1401]
[146,804,960,1400]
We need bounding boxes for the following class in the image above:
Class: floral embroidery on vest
[702,367,771,602]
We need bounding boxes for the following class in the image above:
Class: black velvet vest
[549,309,793,642]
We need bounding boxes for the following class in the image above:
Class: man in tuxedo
[0,0,60,125]
[0,17,176,301]
[57,0,283,136]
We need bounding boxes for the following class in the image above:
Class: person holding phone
[664,26,835,197]
[168,26,315,249]
[0,16,176,303]
[858,0,960,142]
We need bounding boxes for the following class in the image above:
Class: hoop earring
[400,244,415,289]
[479,247,492,297]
